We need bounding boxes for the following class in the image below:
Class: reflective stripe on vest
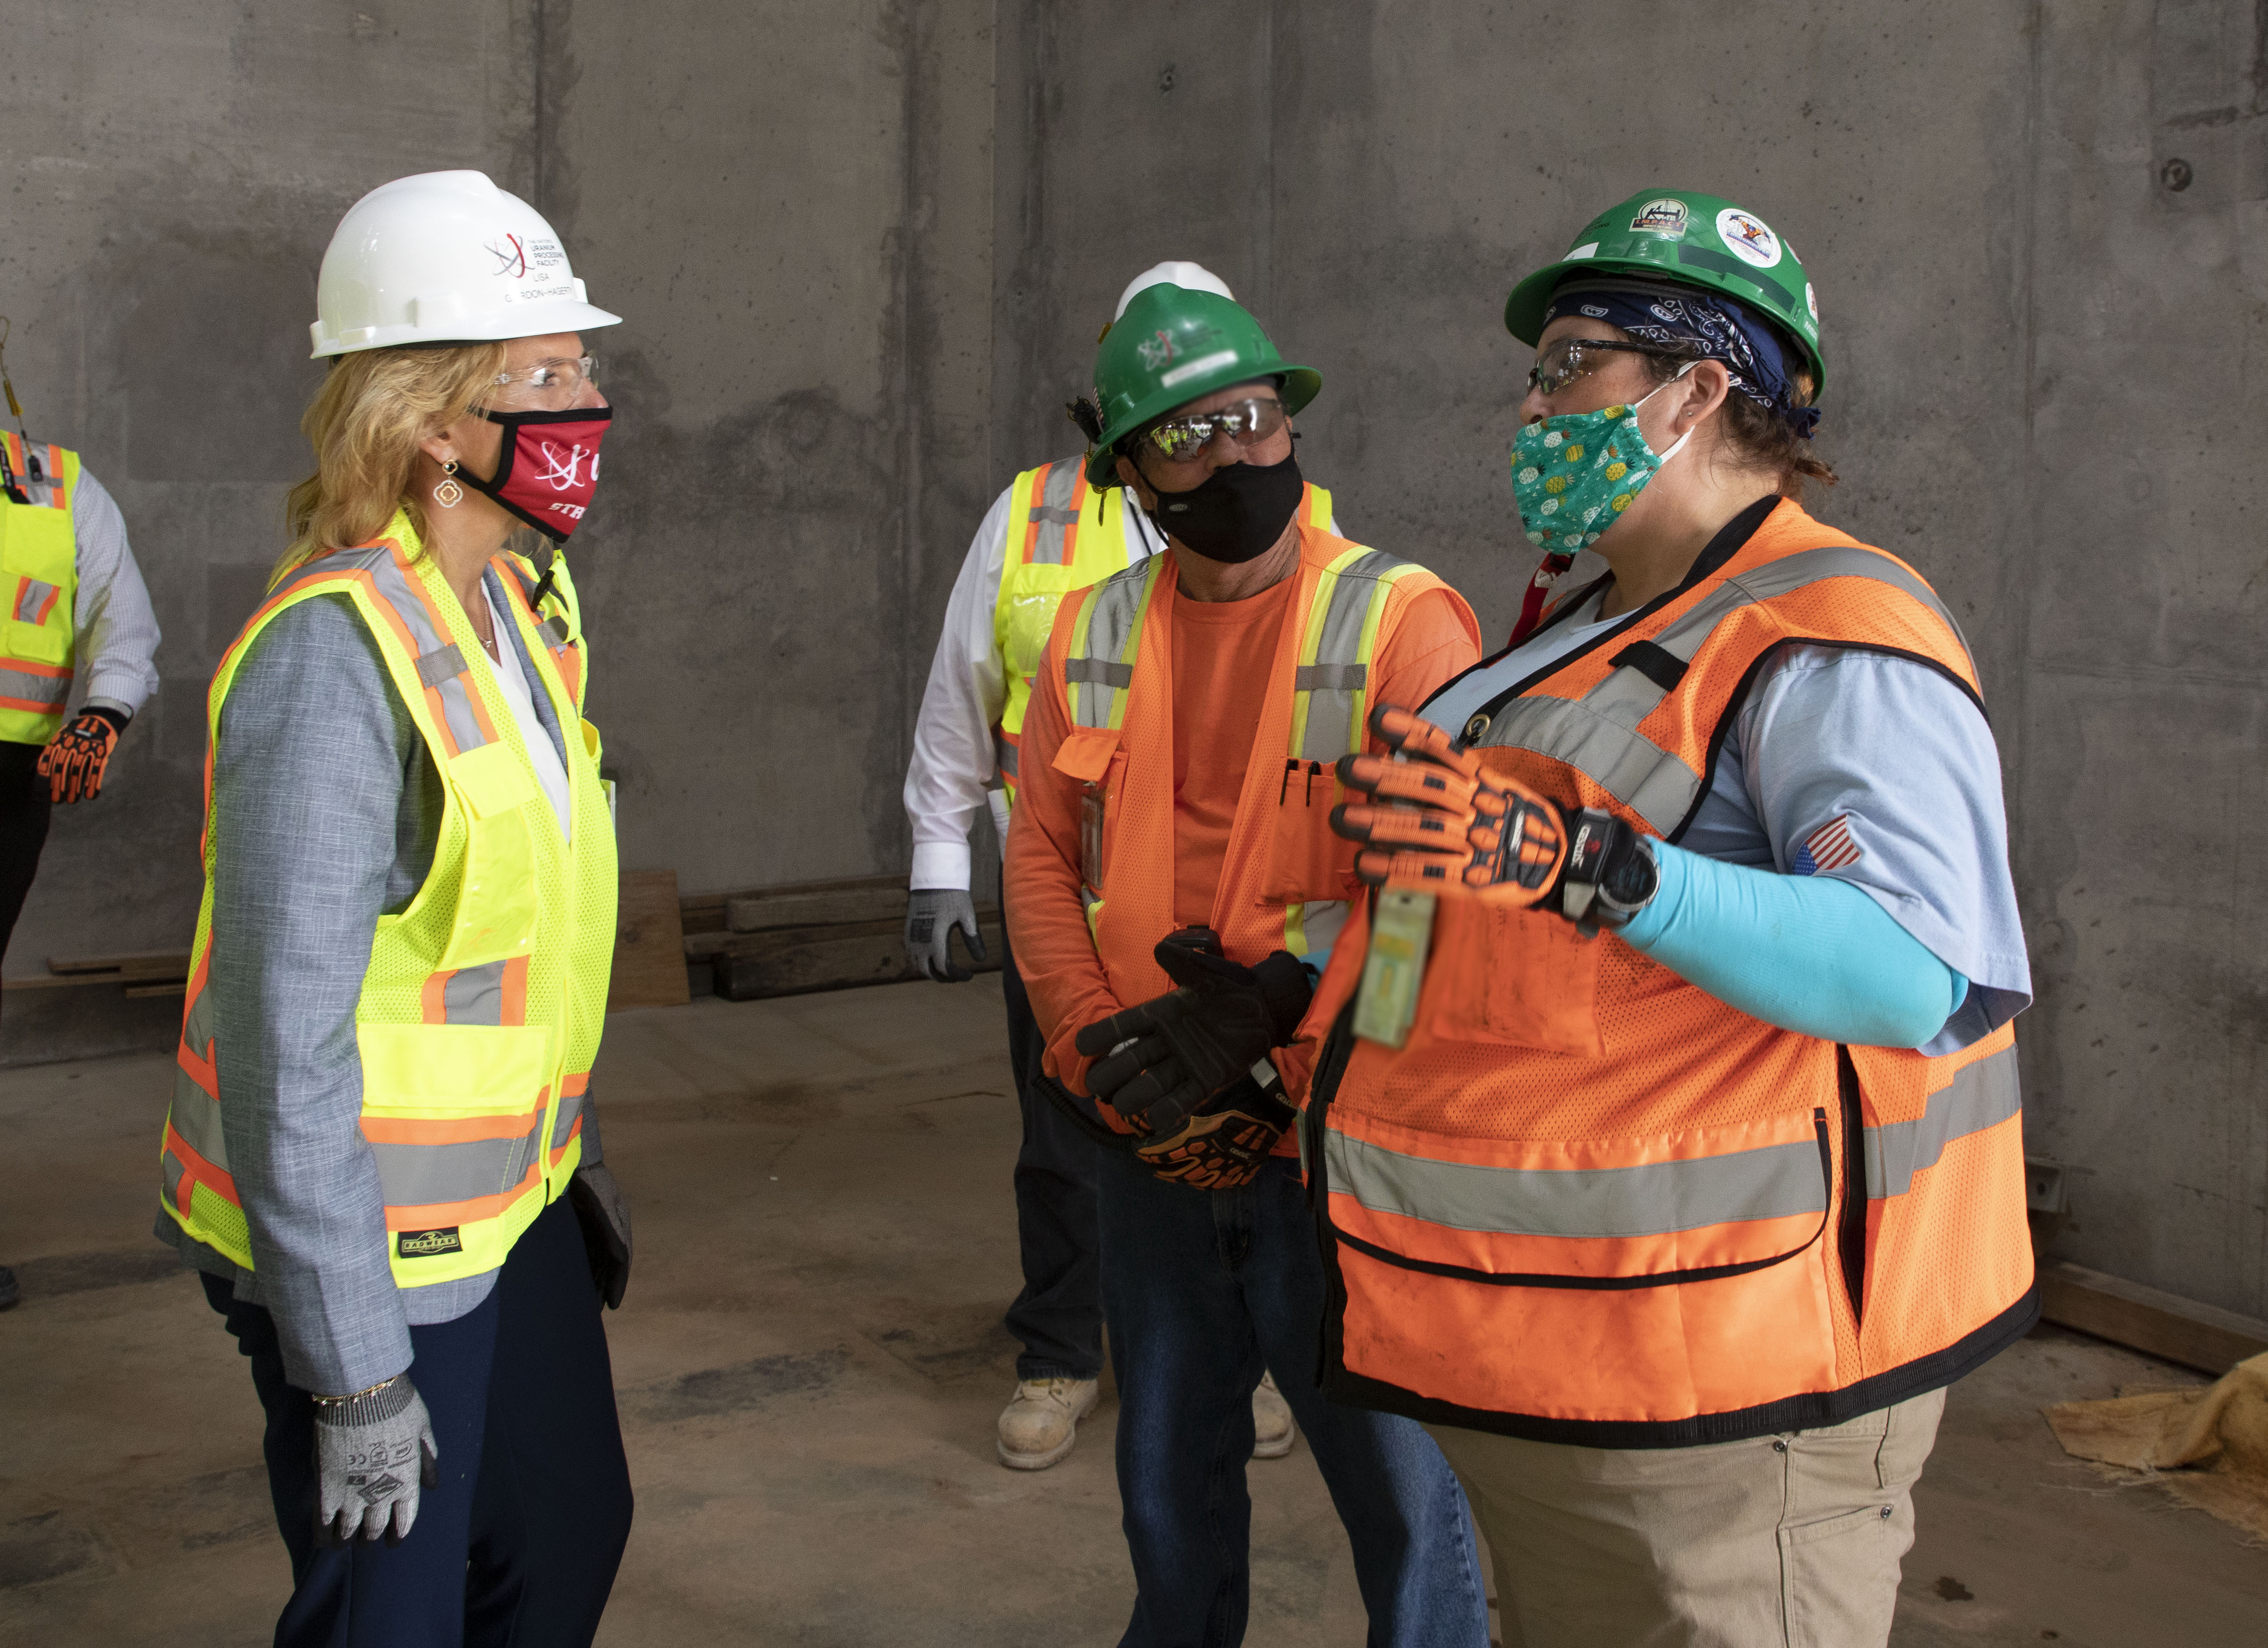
[0,437,78,743]
[158,511,618,1288]
[1310,500,2035,1445]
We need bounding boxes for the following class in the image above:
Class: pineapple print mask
[1511,365,1695,552]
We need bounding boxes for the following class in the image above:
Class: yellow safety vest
[0,434,80,744]
[990,455,1334,806]
[157,510,618,1290]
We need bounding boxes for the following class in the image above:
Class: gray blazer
[158,567,602,1395]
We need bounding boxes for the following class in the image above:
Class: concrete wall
[994,0,2268,1318]
[2,0,2260,1316]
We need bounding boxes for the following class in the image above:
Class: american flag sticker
[1793,814,1863,876]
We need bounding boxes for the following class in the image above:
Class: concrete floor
[2,979,2264,1646]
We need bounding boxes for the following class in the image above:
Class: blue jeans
[1098,1149,1489,1648]
[204,1193,633,1647]
[1001,923,1106,1380]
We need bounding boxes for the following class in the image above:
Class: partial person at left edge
[0,321,164,1316]
[153,170,634,1648]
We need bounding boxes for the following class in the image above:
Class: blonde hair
[276,342,508,581]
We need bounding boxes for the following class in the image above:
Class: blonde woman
[154,171,632,1648]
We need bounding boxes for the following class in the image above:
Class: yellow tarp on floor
[2044,1353,2268,1540]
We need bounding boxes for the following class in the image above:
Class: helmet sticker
[1806,282,1819,324]
[1159,348,1241,389]
[1565,241,1599,260]
[1629,198,1689,237]
[1136,330,1177,371]
[1716,208,1783,269]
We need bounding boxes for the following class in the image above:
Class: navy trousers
[206,1193,633,1647]
[999,919,1106,1381]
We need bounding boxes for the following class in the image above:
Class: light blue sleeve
[1618,842,1970,1048]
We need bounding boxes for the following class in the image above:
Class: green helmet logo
[1083,285,1320,485]
[1505,187,1826,393]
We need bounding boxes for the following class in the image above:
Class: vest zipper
[1836,1046,1868,1329]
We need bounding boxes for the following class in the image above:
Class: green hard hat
[1084,285,1320,486]
[1504,189,1826,393]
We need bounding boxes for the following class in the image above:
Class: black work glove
[1134,1064,1300,1190]
[1072,932,1313,1138]
[567,1164,632,1310]
[1557,808,1661,936]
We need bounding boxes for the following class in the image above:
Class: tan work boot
[996,1377,1100,1470]
[1253,1369,1295,1459]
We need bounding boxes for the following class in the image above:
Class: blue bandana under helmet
[1542,278,1822,439]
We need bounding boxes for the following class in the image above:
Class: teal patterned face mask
[1511,369,1693,552]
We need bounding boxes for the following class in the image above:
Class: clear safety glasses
[1526,337,1686,398]
[1143,396,1286,464]
[489,354,600,410]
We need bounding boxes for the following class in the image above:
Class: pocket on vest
[1419,898,1605,1056]
[1259,759,1355,903]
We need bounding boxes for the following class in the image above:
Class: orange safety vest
[991,456,1335,806]
[1303,499,2036,1445]
[1043,525,1469,1119]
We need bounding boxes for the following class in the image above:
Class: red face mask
[464,406,613,542]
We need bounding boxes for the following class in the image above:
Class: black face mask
[1143,452,1304,565]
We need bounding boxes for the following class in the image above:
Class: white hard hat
[1114,260,1234,321]
[309,170,621,358]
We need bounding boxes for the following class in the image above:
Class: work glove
[1073,929,1313,1138]
[568,1162,632,1310]
[1331,704,1660,934]
[312,1373,439,1547]
[905,888,988,983]
[37,706,125,804]
[1134,1065,1300,1191]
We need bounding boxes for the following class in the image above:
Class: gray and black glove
[313,1373,439,1546]
[568,1162,632,1310]
[1073,929,1313,1138]
[904,888,988,983]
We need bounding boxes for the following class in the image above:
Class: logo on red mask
[463,406,613,542]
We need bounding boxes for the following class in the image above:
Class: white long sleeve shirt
[903,477,1168,892]
[68,467,162,718]
[902,476,1350,891]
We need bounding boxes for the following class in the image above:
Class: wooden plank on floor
[2036,1260,2268,1374]
[609,869,691,1011]
[45,951,192,980]
[726,876,907,933]
[712,913,1002,1000]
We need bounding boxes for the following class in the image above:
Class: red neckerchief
[1507,552,1576,648]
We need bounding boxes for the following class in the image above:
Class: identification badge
[1353,890,1436,1048]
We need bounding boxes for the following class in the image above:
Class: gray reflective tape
[366,552,490,752]
[168,1068,230,1169]
[1298,900,1349,956]
[1865,1042,2022,1200]
[182,982,216,1062]
[371,1118,546,1209]
[546,615,573,646]
[993,731,1019,780]
[1075,566,1151,727]
[416,643,468,689]
[12,578,57,623]
[162,1149,186,1207]
[1293,549,1409,763]
[1476,696,1699,835]
[1324,1128,1826,1240]
[442,961,507,1026]
[1027,463,1083,566]
[550,1088,584,1149]
[1065,657,1134,688]
[1294,663,1367,692]
[0,666,70,707]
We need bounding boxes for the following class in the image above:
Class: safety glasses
[1143,396,1286,464]
[1526,337,1687,398]
[489,354,599,410]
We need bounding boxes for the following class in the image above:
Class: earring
[433,459,464,509]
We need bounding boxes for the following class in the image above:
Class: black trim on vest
[1609,639,1690,692]
[1428,493,1783,734]
[1663,638,1988,847]
[1837,1046,1867,1328]
[1320,1284,2039,1450]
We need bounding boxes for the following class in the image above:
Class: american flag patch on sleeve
[1792,814,1863,875]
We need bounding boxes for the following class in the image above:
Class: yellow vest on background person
[990,454,1335,805]
[0,432,81,744]
[157,509,618,1291]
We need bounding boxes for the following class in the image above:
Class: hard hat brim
[1505,248,1826,393]
[310,299,624,360]
[1083,364,1321,487]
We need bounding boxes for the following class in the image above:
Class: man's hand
[905,888,988,983]
[37,707,125,804]
[1072,935,1312,1137]
[313,1373,440,1546]
[568,1163,632,1310]
[1134,1067,1300,1190]
[1330,705,1660,933]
